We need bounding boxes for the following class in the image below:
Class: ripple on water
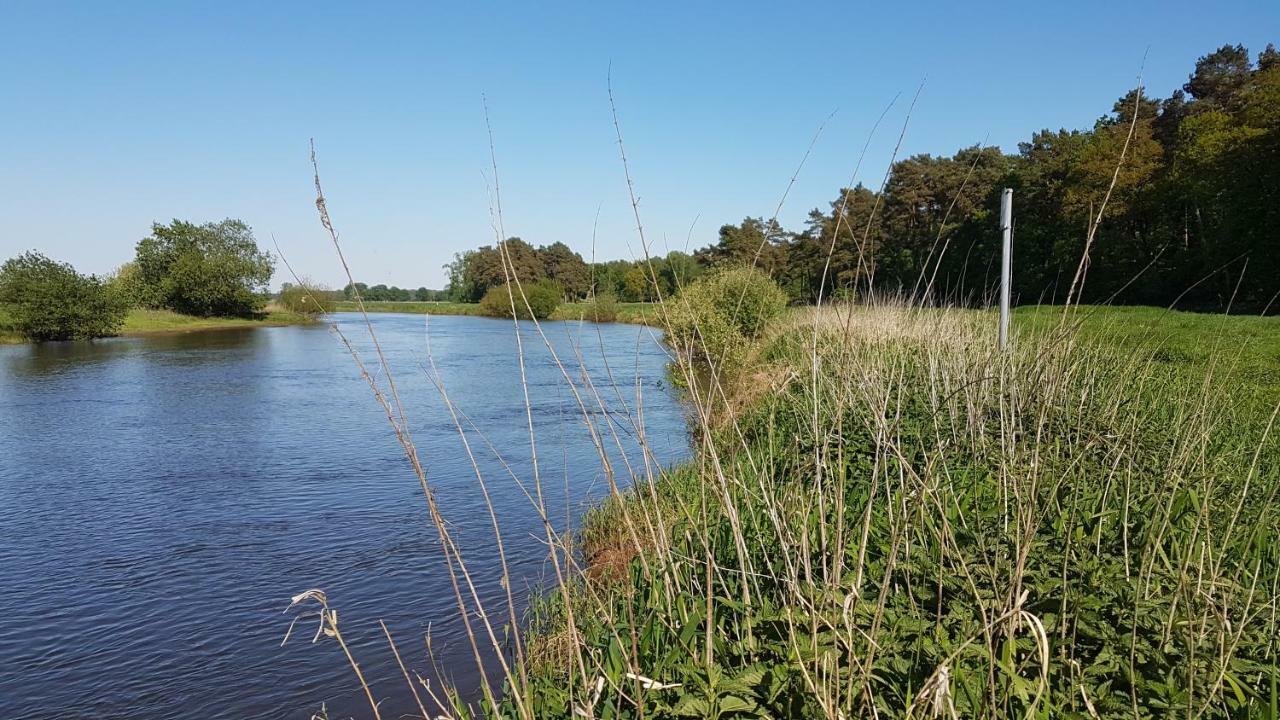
[0,313,690,719]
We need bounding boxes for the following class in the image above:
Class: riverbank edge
[331,300,659,326]
[0,307,319,345]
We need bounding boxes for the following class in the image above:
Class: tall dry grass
[287,69,1278,716]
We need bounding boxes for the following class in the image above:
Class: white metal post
[999,188,1013,350]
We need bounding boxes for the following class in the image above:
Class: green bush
[479,280,561,320]
[0,251,128,341]
[277,282,336,315]
[666,265,787,369]
[133,219,275,317]
[580,290,619,322]
[103,261,147,308]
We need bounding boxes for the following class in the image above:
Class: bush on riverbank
[576,291,619,323]
[277,280,337,316]
[0,251,127,341]
[479,280,561,320]
[665,265,788,374]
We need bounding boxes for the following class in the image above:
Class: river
[0,313,691,719]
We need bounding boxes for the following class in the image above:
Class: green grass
[0,304,315,343]
[118,307,315,334]
[1018,304,1280,394]
[332,299,658,324]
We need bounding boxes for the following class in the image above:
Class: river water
[0,313,691,719]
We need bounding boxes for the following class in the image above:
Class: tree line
[339,283,450,302]
[728,42,1279,309]
[445,43,1278,311]
[6,42,1274,341]
[444,238,704,304]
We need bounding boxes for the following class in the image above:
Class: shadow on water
[0,329,264,379]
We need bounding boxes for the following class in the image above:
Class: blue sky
[1,2,1276,289]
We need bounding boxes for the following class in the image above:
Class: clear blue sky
[1,2,1275,289]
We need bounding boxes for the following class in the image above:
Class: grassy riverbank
[120,307,316,333]
[0,305,315,344]
[501,303,1280,718]
[332,300,658,324]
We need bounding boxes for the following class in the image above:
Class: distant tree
[0,251,127,341]
[539,242,591,299]
[134,219,274,317]
[622,264,657,302]
[876,146,1007,291]
[659,251,702,295]
[457,238,545,302]
[444,252,476,301]
[696,217,789,275]
[591,259,633,299]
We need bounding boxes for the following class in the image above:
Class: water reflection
[0,328,264,378]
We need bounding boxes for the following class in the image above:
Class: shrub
[581,291,619,323]
[479,279,561,320]
[0,251,128,341]
[133,219,275,317]
[665,265,787,369]
[277,281,336,315]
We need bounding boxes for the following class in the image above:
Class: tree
[591,259,633,299]
[621,264,656,302]
[876,146,1007,292]
[134,219,275,317]
[659,251,701,296]
[456,238,546,302]
[539,242,591,299]
[0,251,127,341]
[104,261,146,308]
[444,252,475,301]
[1184,44,1252,111]
[794,185,884,298]
[696,217,789,275]
[1260,43,1280,72]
